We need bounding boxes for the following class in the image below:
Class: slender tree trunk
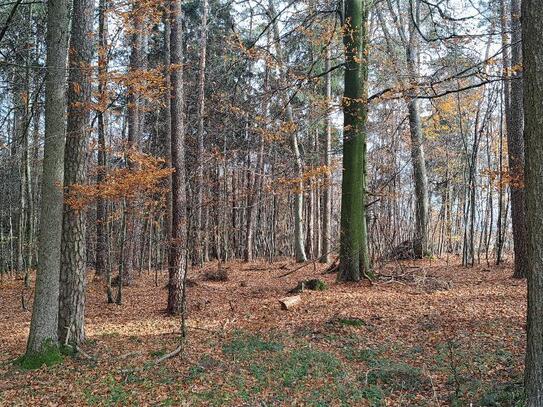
[523,0,543,403]
[123,2,144,284]
[406,3,429,258]
[167,0,187,315]
[509,0,528,278]
[195,0,208,266]
[96,0,108,280]
[58,0,94,346]
[321,48,332,263]
[338,0,370,282]
[269,0,307,263]
[160,6,172,272]
[407,98,429,258]
[26,0,69,354]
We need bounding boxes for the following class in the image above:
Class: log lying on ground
[279,295,301,310]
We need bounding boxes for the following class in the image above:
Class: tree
[338,0,370,281]
[522,0,543,403]
[268,0,307,263]
[167,0,187,315]
[25,0,69,354]
[376,0,429,258]
[58,0,95,346]
[508,0,528,279]
[96,0,111,301]
[320,47,332,264]
[195,0,209,266]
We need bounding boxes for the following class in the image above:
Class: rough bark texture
[26,0,69,354]
[523,0,543,404]
[338,0,370,282]
[167,0,187,315]
[58,0,94,346]
[509,0,528,279]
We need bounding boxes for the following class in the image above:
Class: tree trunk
[268,0,307,263]
[26,0,69,354]
[96,0,108,280]
[321,48,332,263]
[167,0,187,315]
[338,0,370,282]
[123,2,144,284]
[509,0,528,278]
[58,0,94,346]
[407,98,429,258]
[195,0,208,266]
[523,0,543,403]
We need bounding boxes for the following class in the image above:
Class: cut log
[279,295,301,310]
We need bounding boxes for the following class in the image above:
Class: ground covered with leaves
[0,257,526,406]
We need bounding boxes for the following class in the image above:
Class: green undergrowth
[15,341,71,370]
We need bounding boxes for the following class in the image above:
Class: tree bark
[167,0,187,315]
[509,0,528,278]
[195,0,208,266]
[26,0,69,354]
[523,0,543,403]
[58,0,95,346]
[338,0,370,282]
[321,47,332,263]
[96,0,109,281]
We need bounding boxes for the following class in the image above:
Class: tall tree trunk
[509,0,528,278]
[523,0,543,403]
[338,0,370,282]
[195,0,208,266]
[407,98,429,258]
[406,2,429,258]
[268,0,307,262]
[123,1,144,284]
[167,0,187,315]
[160,6,172,272]
[58,0,94,346]
[96,0,109,281]
[321,47,332,263]
[26,0,69,354]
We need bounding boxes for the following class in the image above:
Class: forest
[1,0,543,405]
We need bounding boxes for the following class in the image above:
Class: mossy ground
[15,341,65,370]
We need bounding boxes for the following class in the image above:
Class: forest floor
[0,256,526,406]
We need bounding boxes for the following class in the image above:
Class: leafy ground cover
[0,257,526,406]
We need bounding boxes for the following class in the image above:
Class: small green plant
[366,359,429,393]
[222,331,283,359]
[336,317,366,328]
[478,380,524,406]
[343,347,378,362]
[15,341,64,370]
[360,385,384,406]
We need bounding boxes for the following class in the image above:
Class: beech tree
[338,0,370,281]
